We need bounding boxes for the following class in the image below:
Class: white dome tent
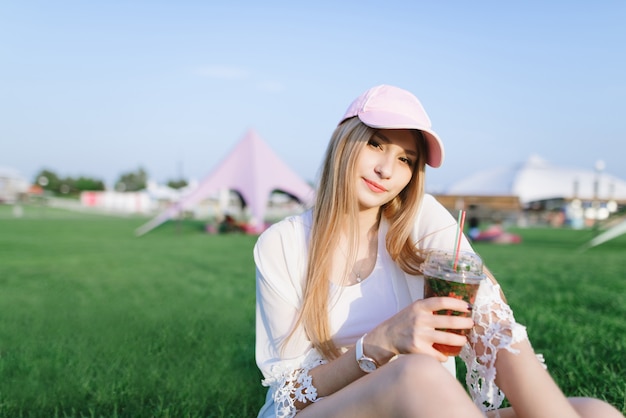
[444,156,626,244]
[447,155,626,206]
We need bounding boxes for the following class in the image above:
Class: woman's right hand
[364,297,474,363]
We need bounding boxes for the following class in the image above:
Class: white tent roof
[446,155,626,204]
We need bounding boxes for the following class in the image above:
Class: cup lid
[421,249,486,283]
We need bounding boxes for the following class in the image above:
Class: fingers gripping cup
[421,249,486,356]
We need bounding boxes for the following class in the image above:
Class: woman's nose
[374,158,393,179]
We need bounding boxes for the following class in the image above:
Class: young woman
[254,85,623,418]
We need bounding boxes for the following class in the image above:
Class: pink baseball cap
[339,84,445,168]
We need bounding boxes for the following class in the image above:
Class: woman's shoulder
[254,211,311,295]
[412,193,461,248]
[414,193,449,220]
[255,210,312,254]
[421,193,442,209]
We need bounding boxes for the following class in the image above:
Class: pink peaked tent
[135,129,315,236]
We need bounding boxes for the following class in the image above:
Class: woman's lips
[363,178,388,193]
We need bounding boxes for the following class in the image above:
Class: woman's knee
[569,397,624,418]
[382,354,483,417]
[385,354,456,390]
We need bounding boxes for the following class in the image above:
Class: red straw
[453,210,466,270]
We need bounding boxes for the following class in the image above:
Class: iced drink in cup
[421,249,486,356]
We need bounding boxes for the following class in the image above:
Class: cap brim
[421,131,444,168]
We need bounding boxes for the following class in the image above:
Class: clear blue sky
[2,1,625,192]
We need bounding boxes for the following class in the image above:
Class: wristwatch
[356,334,379,373]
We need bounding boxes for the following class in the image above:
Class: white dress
[254,194,529,418]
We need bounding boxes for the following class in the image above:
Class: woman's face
[355,128,418,211]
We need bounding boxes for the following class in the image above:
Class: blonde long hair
[292,117,429,360]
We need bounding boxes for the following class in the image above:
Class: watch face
[359,358,377,373]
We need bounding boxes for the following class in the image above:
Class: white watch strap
[356,334,367,361]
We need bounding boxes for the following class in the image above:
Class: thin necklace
[339,224,378,283]
[343,231,378,284]
[339,245,365,284]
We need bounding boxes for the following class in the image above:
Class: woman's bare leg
[489,397,624,418]
[297,354,484,418]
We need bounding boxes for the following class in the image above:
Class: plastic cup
[421,249,486,356]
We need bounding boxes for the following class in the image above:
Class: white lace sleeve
[261,350,327,418]
[460,278,530,413]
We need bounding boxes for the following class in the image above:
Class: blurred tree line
[33,167,188,196]
[114,168,148,192]
[34,169,106,195]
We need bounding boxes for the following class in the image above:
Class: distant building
[0,166,29,203]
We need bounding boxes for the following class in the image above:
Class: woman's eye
[400,157,414,167]
[367,139,382,149]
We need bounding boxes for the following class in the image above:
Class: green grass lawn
[0,205,624,417]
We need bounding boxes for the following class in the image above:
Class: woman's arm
[301,296,474,409]
[463,271,581,417]
[494,340,580,418]
[255,217,326,414]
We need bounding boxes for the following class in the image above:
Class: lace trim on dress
[460,279,529,416]
[261,349,326,418]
